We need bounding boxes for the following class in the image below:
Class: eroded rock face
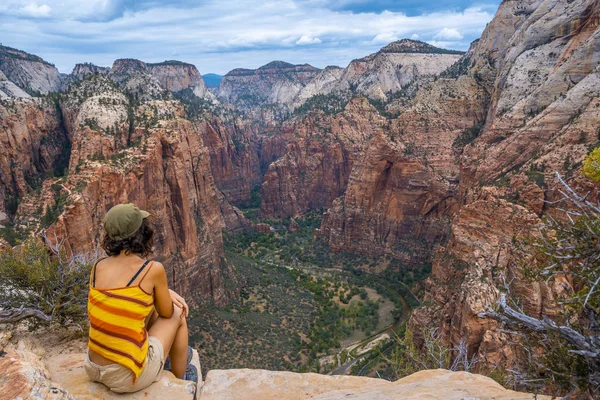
[46,352,199,400]
[260,98,387,218]
[147,62,217,102]
[317,131,457,260]
[410,0,600,362]
[195,117,262,205]
[335,40,463,101]
[409,192,547,354]
[0,45,62,95]
[44,116,234,305]
[217,61,321,118]
[0,98,67,213]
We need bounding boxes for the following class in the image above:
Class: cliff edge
[0,336,550,400]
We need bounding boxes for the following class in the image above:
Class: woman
[84,203,195,393]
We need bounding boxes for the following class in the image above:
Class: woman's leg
[147,305,189,379]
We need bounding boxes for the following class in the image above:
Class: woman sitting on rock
[84,203,196,393]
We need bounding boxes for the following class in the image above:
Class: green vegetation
[212,210,433,375]
[440,55,473,79]
[0,44,55,66]
[189,250,317,372]
[583,147,600,181]
[174,88,223,120]
[0,239,92,325]
[147,60,191,67]
[40,183,69,228]
[294,94,350,116]
[453,120,485,149]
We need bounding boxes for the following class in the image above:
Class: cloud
[20,3,51,17]
[0,1,497,74]
[410,33,420,40]
[434,27,463,40]
[296,35,322,45]
[372,32,398,44]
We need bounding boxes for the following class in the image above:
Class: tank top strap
[90,256,108,288]
[126,260,151,287]
[138,260,154,285]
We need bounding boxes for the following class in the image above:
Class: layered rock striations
[0,97,68,214]
[334,40,463,101]
[409,0,600,366]
[0,45,62,95]
[1,62,235,305]
[260,98,387,218]
[217,61,321,119]
[147,61,217,102]
[317,132,457,261]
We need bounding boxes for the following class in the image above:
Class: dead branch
[0,306,52,323]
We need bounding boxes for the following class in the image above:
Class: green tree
[0,236,93,328]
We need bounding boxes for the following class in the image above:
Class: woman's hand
[169,289,189,318]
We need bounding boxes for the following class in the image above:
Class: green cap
[103,203,150,240]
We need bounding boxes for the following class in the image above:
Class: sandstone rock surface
[46,352,199,400]
[198,368,549,400]
[0,45,62,95]
[0,349,73,400]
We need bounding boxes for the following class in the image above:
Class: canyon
[1,0,599,397]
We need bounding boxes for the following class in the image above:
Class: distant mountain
[203,73,223,88]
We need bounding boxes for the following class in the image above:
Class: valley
[1,0,600,397]
[190,211,416,377]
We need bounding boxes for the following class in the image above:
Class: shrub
[582,147,600,181]
[0,237,94,327]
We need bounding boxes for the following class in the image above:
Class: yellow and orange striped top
[87,257,154,383]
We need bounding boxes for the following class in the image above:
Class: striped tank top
[87,257,154,383]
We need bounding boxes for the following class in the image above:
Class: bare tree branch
[0,306,52,323]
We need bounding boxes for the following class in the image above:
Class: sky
[0,0,502,75]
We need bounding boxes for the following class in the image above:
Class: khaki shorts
[84,336,165,393]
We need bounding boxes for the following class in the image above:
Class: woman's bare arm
[151,262,174,318]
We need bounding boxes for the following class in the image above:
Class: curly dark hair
[101,218,154,257]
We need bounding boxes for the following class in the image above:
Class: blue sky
[0,1,501,75]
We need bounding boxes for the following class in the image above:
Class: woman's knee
[171,305,186,326]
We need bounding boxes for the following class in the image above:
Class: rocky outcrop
[335,40,463,101]
[194,117,262,205]
[0,348,73,400]
[410,0,600,361]
[260,98,387,218]
[461,0,600,198]
[0,45,62,95]
[294,66,344,106]
[0,345,549,400]
[0,70,32,99]
[42,114,234,305]
[46,352,200,400]
[199,368,548,400]
[0,97,67,215]
[63,63,110,89]
[217,61,321,117]
[317,131,456,260]
[148,61,217,102]
[409,191,548,355]
[109,59,166,101]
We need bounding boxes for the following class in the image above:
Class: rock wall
[0,45,62,95]
[147,62,217,102]
[0,98,67,213]
[409,0,600,363]
[260,98,387,218]
[217,61,321,111]
[317,132,457,260]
